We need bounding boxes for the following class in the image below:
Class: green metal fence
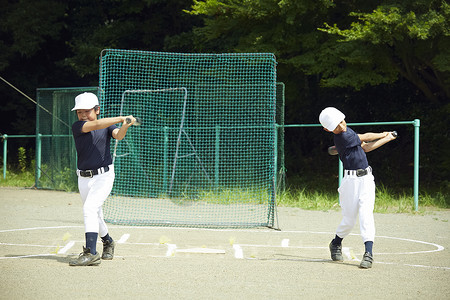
[2,118,420,211]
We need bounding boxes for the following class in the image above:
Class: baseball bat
[328,145,338,156]
[125,117,142,126]
[392,131,398,138]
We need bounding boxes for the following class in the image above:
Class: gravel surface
[1,187,449,299]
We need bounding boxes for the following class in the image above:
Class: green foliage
[17,147,27,172]
[38,165,77,192]
[0,170,34,188]
[187,0,449,102]
[277,185,449,213]
[317,1,450,102]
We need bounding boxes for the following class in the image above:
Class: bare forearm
[112,115,136,140]
[358,132,388,143]
[82,117,125,132]
[361,133,396,152]
[114,125,129,140]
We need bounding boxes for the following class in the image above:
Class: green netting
[35,87,99,190]
[99,49,278,228]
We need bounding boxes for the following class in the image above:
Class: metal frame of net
[99,49,278,228]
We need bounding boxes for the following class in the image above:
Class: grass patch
[1,168,448,214]
[0,169,35,188]
[277,185,449,214]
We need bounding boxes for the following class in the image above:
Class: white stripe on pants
[77,165,114,236]
[336,172,376,243]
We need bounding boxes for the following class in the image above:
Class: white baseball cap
[71,92,99,111]
[319,107,346,131]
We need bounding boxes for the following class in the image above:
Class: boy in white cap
[319,107,397,268]
[69,92,136,266]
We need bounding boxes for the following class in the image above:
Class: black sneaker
[102,240,115,260]
[329,241,343,261]
[69,247,101,266]
[359,252,373,269]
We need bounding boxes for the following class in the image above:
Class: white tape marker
[176,248,225,254]
[166,244,177,256]
[118,233,130,244]
[281,239,289,247]
[342,247,358,261]
[233,244,244,259]
[58,241,75,254]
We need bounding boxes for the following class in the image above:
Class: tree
[0,0,200,136]
[186,0,450,103]
[315,0,450,103]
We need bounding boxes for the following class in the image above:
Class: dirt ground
[0,187,449,299]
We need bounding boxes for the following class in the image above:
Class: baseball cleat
[359,252,373,269]
[329,241,344,262]
[101,240,115,260]
[69,247,101,266]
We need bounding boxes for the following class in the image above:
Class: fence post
[413,119,420,211]
[35,133,42,188]
[2,134,7,179]
[338,159,343,187]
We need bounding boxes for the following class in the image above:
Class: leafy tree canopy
[186,0,450,103]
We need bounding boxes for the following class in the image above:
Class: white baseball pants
[336,171,376,243]
[77,165,115,236]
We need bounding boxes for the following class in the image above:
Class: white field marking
[0,226,445,257]
[402,264,450,270]
[281,239,289,247]
[117,233,130,244]
[342,247,358,261]
[0,226,81,233]
[233,244,244,259]
[374,261,450,270]
[0,242,54,247]
[239,244,327,249]
[166,244,177,256]
[0,254,56,260]
[57,241,75,254]
[373,235,445,255]
[175,248,225,254]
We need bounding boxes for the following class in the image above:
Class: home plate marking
[176,248,226,254]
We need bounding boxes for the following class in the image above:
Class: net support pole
[2,134,7,179]
[35,133,42,188]
[413,119,420,211]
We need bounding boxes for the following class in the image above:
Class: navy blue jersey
[72,121,118,170]
[334,127,369,170]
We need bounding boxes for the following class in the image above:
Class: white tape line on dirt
[57,241,75,254]
[176,248,226,254]
[0,254,57,260]
[233,244,244,259]
[118,233,130,244]
[166,244,177,256]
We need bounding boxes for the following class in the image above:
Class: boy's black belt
[78,166,110,178]
[345,166,372,177]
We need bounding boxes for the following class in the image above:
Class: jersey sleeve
[108,124,118,137]
[72,121,87,137]
[344,129,361,148]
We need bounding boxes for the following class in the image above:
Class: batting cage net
[99,49,278,228]
[35,87,99,191]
